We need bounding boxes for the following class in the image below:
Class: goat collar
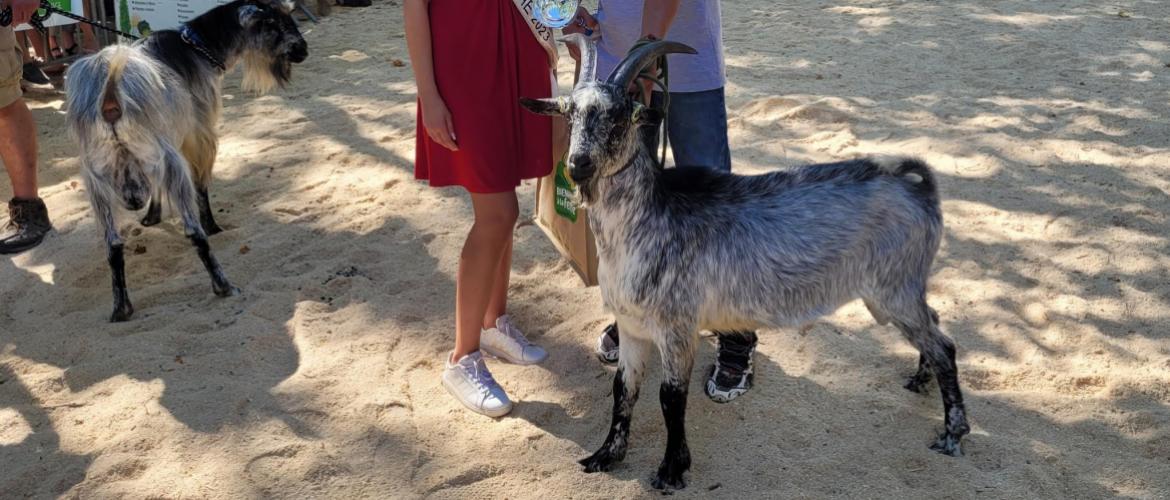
[179,25,227,72]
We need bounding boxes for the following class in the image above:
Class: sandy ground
[2,0,1169,498]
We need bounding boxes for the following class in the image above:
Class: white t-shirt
[593,0,725,93]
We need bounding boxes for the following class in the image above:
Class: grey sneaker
[481,314,548,365]
[705,333,758,403]
[0,198,53,255]
[595,322,619,364]
[442,351,512,417]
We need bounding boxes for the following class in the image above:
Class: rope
[627,37,671,170]
[1,1,141,40]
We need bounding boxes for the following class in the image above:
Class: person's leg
[482,236,512,328]
[0,99,37,199]
[666,87,732,172]
[1,27,37,200]
[0,26,52,255]
[453,190,519,360]
[479,229,548,365]
[14,31,50,86]
[442,190,519,417]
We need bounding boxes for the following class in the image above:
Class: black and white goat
[65,0,308,322]
[521,35,968,491]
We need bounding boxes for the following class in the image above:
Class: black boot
[0,198,53,254]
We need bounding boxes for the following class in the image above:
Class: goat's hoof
[650,469,687,492]
[214,285,240,298]
[651,451,690,492]
[202,222,224,236]
[109,305,134,322]
[140,214,161,227]
[903,377,931,394]
[579,449,622,473]
[930,431,964,457]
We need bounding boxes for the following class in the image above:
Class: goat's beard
[240,50,290,94]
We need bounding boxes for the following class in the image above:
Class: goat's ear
[632,103,663,127]
[520,97,568,116]
[238,4,263,27]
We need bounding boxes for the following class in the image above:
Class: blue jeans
[642,87,732,172]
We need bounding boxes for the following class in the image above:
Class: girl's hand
[421,94,458,151]
[562,6,598,61]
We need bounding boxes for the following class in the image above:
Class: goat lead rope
[0,1,141,40]
[628,37,671,169]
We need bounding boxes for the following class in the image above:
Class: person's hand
[7,0,41,27]
[421,94,458,151]
[561,6,598,62]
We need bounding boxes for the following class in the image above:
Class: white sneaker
[480,314,548,365]
[442,351,513,417]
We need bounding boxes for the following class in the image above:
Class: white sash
[512,0,560,69]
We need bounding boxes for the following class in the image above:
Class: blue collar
[179,24,226,71]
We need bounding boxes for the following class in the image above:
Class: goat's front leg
[165,148,236,297]
[652,330,696,492]
[580,326,650,473]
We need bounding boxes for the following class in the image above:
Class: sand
[2,0,1169,498]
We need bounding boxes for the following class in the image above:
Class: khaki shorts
[0,26,22,109]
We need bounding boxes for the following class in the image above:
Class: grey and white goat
[65,0,308,322]
[521,35,968,491]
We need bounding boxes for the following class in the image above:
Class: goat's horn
[558,34,597,88]
[605,40,697,91]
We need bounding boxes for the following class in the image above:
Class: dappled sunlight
[1,0,1168,497]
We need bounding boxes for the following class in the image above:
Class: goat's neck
[590,149,660,234]
[185,6,247,67]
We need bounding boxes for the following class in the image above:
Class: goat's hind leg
[163,146,236,297]
[867,298,934,394]
[889,299,968,457]
[580,322,651,473]
[196,187,223,236]
[86,170,134,322]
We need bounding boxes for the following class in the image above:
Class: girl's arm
[405,0,458,150]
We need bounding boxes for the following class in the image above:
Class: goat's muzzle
[288,41,308,64]
[568,154,595,183]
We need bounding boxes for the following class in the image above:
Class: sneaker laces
[496,315,533,347]
[464,356,499,398]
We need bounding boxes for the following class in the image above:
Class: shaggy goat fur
[65,0,308,322]
[522,35,968,491]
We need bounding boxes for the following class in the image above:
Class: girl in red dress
[405,0,552,417]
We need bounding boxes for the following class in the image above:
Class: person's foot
[595,322,619,364]
[0,198,53,255]
[705,333,758,403]
[481,314,548,365]
[21,62,51,86]
[442,351,512,417]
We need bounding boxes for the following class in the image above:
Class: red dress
[415,0,553,193]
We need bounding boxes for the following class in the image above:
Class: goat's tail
[891,157,938,202]
[99,47,132,123]
[65,44,181,148]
